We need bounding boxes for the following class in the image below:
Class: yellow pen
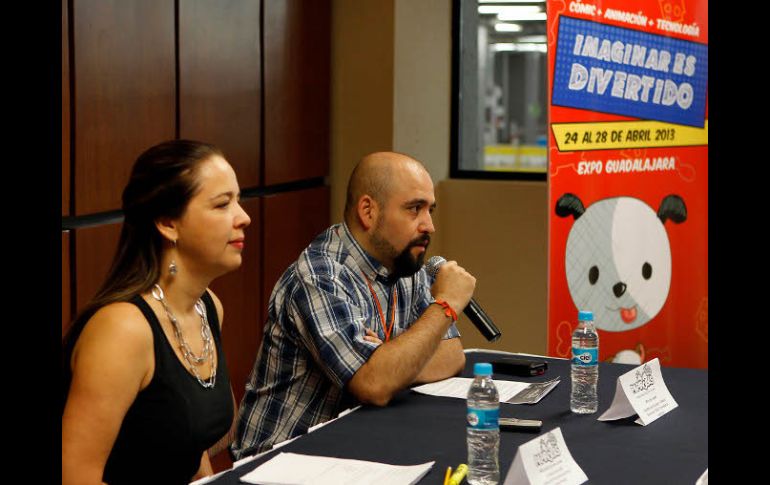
[448,464,468,485]
[443,466,452,485]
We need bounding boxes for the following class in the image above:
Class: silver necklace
[151,284,216,389]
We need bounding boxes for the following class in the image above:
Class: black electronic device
[491,357,548,377]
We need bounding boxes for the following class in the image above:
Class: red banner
[546,0,708,368]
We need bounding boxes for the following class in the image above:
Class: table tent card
[597,358,678,425]
[503,427,588,485]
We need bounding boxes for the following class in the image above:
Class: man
[231,152,475,458]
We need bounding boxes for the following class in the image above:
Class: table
[207,350,708,484]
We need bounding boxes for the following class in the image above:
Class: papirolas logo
[631,363,655,394]
[534,432,562,467]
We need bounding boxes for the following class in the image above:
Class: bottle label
[467,407,499,430]
[571,347,598,367]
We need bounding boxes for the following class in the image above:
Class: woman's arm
[62,303,154,485]
[192,451,214,480]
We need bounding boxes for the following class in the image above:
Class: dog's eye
[642,262,652,280]
[588,265,599,285]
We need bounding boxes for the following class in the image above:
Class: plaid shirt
[231,223,460,458]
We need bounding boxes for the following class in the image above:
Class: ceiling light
[493,43,547,53]
[478,5,543,15]
[494,23,523,32]
[516,35,547,43]
[497,11,547,21]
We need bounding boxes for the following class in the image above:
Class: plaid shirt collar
[339,222,393,284]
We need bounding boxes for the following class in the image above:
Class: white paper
[597,358,678,425]
[411,377,529,402]
[506,378,561,405]
[307,405,362,433]
[235,405,361,470]
[337,405,361,418]
[238,452,434,485]
[461,349,568,361]
[503,427,587,485]
[233,435,301,469]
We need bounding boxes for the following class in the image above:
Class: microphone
[425,256,502,342]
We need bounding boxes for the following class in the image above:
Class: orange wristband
[433,299,458,322]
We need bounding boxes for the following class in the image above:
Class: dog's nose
[613,282,627,298]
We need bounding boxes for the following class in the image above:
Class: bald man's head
[344,152,428,225]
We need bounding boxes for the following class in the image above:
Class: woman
[62,140,251,484]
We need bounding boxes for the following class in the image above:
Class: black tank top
[103,291,233,485]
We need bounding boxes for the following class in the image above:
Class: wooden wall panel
[63,231,71,338]
[73,222,122,314]
[179,0,261,188]
[207,198,262,407]
[438,179,548,355]
[62,0,70,216]
[64,0,333,473]
[262,187,330,323]
[263,0,331,185]
[73,0,175,215]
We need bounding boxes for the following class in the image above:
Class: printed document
[238,452,434,485]
[412,377,559,404]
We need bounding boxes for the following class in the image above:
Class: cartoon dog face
[556,194,686,332]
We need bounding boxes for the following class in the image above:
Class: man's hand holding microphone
[427,256,502,342]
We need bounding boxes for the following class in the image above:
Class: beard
[392,235,430,278]
[372,227,431,279]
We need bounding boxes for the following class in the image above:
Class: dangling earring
[169,240,178,276]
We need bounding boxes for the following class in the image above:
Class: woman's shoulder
[69,300,156,397]
[78,300,154,351]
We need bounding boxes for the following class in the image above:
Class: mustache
[408,234,431,247]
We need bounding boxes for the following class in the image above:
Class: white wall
[393,0,451,183]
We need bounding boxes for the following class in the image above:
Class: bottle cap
[578,310,594,321]
[473,362,493,376]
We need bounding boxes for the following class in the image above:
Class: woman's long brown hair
[62,139,223,411]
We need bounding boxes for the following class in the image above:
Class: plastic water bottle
[571,310,599,414]
[467,362,500,485]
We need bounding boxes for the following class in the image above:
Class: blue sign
[552,16,708,128]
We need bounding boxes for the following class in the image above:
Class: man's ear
[155,217,179,244]
[357,195,378,231]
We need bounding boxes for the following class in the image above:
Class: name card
[598,358,678,425]
[503,427,587,485]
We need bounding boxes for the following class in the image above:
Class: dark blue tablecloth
[207,351,707,484]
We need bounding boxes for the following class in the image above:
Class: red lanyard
[362,272,397,342]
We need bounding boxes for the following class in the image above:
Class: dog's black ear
[658,195,687,224]
[555,193,585,220]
